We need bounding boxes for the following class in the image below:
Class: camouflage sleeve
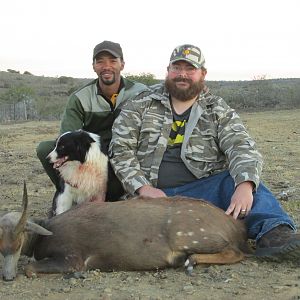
[109,96,151,195]
[60,94,85,134]
[215,98,263,190]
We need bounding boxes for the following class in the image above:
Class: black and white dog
[48,130,108,215]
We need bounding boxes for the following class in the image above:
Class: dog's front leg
[55,186,73,214]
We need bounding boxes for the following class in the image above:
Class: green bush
[124,73,160,86]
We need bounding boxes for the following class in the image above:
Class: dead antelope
[0,182,250,281]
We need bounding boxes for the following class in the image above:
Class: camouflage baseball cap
[93,41,123,60]
[170,44,205,69]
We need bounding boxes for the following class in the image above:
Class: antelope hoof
[64,271,87,279]
[24,266,38,278]
[184,259,195,276]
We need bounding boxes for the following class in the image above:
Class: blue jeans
[163,171,296,241]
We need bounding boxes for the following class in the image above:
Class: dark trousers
[163,171,295,241]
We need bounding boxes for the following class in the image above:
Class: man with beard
[37,40,149,202]
[109,44,300,261]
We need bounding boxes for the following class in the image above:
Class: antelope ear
[25,221,53,236]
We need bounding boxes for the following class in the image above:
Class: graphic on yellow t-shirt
[168,120,186,145]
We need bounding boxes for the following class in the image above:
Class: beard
[165,77,205,101]
[99,72,116,86]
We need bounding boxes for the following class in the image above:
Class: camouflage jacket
[109,83,263,195]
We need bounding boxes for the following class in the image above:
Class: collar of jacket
[196,86,213,106]
[123,77,138,90]
[96,77,126,95]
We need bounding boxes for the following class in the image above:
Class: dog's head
[48,130,100,169]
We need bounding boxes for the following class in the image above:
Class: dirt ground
[0,109,299,300]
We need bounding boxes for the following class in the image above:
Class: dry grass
[241,109,300,223]
[0,109,299,300]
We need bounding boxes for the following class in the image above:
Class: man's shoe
[255,225,300,261]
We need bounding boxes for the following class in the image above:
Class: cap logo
[183,49,190,56]
[169,44,206,69]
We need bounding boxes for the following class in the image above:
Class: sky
[1,0,299,81]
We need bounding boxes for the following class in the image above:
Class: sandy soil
[0,109,299,300]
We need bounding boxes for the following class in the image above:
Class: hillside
[207,78,300,110]
[0,70,299,122]
[0,71,90,121]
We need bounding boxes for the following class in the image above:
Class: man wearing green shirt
[37,40,149,202]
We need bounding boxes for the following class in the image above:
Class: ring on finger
[238,211,247,219]
[239,210,247,217]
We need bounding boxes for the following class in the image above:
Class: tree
[0,86,36,120]
[0,85,35,104]
[124,73,160,86]
[252,74,267,81]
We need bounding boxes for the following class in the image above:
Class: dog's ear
[78,131,97,145]
[75,131,97,163]
[87,135,97,144]
[76,142,88,164]
[86,132,100,145]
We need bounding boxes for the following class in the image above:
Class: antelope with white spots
[0,183,250,281]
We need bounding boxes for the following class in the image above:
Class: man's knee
[36,140,56,161]
[36,140,60,189]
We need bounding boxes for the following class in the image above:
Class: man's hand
[225,181,254,219]
[137,185,167,198]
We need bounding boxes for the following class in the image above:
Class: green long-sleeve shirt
[60,77,149,153]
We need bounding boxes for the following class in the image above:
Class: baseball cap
[93,41,123,60]
[169,44,205,69]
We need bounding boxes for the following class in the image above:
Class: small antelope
[0,183,250,281]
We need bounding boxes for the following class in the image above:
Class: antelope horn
[14,181,28,237]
